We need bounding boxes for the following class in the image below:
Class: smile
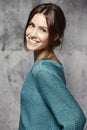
[27,38,40,45]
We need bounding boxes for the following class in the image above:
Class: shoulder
[31,59,65,81]
[32,59,63,72]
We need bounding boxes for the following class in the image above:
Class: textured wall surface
[0,0,87,129]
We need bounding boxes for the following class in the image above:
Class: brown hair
[24,3,66,49]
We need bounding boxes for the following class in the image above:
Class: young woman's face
[26,13,49,51]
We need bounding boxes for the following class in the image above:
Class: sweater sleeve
[35,70,86,130]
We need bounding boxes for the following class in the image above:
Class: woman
[18,3,86,130]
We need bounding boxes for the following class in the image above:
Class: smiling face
[26,13,49,51]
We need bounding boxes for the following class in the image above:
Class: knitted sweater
[18,59,86,130]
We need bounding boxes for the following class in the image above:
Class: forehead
[31,13,48,27]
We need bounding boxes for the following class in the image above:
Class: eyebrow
[30,21,48,30]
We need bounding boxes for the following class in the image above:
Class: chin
[27,44,47,51]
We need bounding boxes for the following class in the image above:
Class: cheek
[26,28,30,35]
[44,35,49,45]
[26,27,33,35]
[40,34,49,43]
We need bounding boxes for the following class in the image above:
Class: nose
[30,28,37,38]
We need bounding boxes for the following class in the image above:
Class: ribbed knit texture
[18,59,86,130]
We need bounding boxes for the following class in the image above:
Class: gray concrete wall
[0,0,87,129]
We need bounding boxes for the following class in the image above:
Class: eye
[40,28,48,33]
[28,22,34,28]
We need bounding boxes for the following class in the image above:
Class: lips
[27,37,40,46]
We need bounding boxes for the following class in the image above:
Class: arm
[35,70,86,130]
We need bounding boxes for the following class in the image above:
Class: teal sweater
[19,59,86,130]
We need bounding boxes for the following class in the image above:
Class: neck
[34,48,54,62]
[34,49,61,64]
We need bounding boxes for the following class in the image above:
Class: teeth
[27,38,40,46]
[30,39,36,43]
[29,38,39,43]
[26,35,40,44]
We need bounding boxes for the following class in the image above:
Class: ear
[54,34,59,41]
